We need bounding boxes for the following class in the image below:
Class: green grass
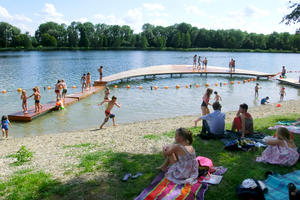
[1,114,299,199]
[7,146,33,166]
[63,143,94,149]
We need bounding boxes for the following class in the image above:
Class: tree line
[0,21,299,51]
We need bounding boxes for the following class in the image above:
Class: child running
[280,86,286,101]
[157,128,198,185]
[86,72,91,89]
[1,115,12,138]
[81,74,87,93]
[21,90,31,114]
[32,87,41,113]
[214,91,222,102]
[98,96,121,129]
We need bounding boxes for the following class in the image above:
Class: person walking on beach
[197,56,201,71]
[280,86,286,101]
[193,55,197,71]
[98,96,121,129]
[21,90,31,114]
[86,72,91,89]
[61,79,67,100]
[55,80,62,100]
[98,66,103,81]
[81,74,87,93]
[1,115,12,138]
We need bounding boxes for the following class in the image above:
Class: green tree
[281,2,300,24]
[67,22,79,47]
[35,22,67,47]
[41,33,57,47]
[0,22,21,48]
[140,34,149,48]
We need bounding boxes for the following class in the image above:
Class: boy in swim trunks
[98,96,121,129]
[255,83,260,97]
[32,87,41,113]
[280,86,286,101]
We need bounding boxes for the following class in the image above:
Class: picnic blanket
[264,170,300,200]
[135,166,227,200]
[269,125,300,134]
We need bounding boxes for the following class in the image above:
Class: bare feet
[194,121,198,127]
[113,124,118,127]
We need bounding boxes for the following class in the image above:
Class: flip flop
[122,173,132,182]
[132,172,143,179]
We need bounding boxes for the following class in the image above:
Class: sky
[0,0,298,35]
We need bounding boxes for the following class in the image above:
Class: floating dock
[8,87,103,122]
[277,78,300,88]
[94,65,276,85]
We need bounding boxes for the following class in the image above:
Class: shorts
[280,94,284,97]
[201,101,208,107]
[62,89,67,94]
[233,117,242,131]
[55,90,60,94]
[104,110,115,122]
[35,100,40,104]
[2,125,8,131]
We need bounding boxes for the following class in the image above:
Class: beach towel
[269,125,300,134]
[276,121,297,126]
[135,166,227,200]
[264,170,300,200]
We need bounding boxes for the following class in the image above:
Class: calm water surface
[0,51,299,137]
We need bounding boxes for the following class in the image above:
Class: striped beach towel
[135,167,227,200]
[268,125,300,134]
[264,170,300,200]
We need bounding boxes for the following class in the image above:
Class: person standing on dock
[61,80,67,100]
[86,72,91,89]
[81,74,87,93]
[98,96,121,129]
[32,87,41,113]
[193,55,197,71]
[197,56,202,71]
[281,66,286,78]
[98,66,103,81]
[203,57,208,71]
[232,59,236,72]
[55,80,62,100]
[229,59,233,72]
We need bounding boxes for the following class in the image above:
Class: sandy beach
[0,99,299,182]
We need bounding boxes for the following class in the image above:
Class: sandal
[122,173,132,182]
[132,172,143,179]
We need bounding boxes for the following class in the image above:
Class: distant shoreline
[0,47,299,54]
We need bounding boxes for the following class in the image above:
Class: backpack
[236,179,265,200]
[196,156,215,177]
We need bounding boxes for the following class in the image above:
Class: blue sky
[0,0,298,35]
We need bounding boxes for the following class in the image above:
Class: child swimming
[98,96,121,129]
[1,115,12,138]
[21,90,32,114]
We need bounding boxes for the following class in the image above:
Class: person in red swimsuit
[231,103,253,137]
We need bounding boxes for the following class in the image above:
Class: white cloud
[184,4,207,16]
[196,0,212,2]
[94,14,125,25]
[143,3,165,11]
[41,3,67,24]
[0,6,32,22]
[148,12,168,17]
[76,17,88,23]
[228,5,269,19]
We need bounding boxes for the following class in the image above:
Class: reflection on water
[0,51,299,137]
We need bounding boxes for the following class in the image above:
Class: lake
[0,50,299,137]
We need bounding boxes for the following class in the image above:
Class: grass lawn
[0,114,299,200]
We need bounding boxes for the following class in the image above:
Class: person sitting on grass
[256,127,299,166]
[194,102,225,139]
[157,128,199,185]
[260,96,270,105]
[231,103,253,138]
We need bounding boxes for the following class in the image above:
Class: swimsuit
[62,89,67,94]
[104,110,115,122]
[1,120,9,130]
[201,96,209,107]
[35,100,40,104]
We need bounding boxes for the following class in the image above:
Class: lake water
[0,50,299,137]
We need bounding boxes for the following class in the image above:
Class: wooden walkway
[277,78,300,88]
[94,65,276,85]
[8,87,103,122]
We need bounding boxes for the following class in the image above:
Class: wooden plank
[99,65,276,83]
[277,78,300,88]
[8,87,102,122]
